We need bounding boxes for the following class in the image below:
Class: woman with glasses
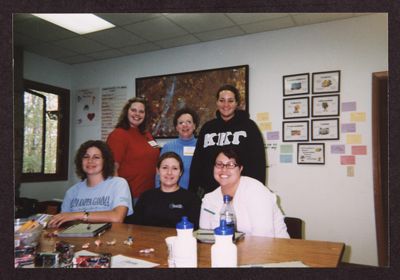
[155,107,199,190]
[199,147,289,238]
[189,84,266,198]
[48,140,133,228]
[107,97,160,205]
[126,152,201,229]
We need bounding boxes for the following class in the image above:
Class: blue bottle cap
[214,219,234,236]
[223,195,232,203]
[176,216,194,229]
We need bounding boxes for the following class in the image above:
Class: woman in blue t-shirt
[155,107,199,189]
[48,140,133,228]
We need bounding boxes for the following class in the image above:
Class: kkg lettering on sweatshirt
[204,131,247,147]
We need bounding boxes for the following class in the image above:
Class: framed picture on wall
[283,73,309,96]
[297,143,325,164]
[136,65,248,138]
[311,118,340,140]
[282,120,309,142]
[312,94,340,117]
[283,97,309,119]
[312,70,340,94]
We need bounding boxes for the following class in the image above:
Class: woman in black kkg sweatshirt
[189,84,266,198]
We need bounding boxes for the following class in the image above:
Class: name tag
[148,140,159,148]
[183,146,195,156]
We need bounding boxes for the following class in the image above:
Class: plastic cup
[165,236,176,268]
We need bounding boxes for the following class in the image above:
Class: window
[21,80,70,182]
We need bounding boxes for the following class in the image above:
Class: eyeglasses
[83,155,103,161]
[214,162,238,169]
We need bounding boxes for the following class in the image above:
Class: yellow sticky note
[258,122,272,131]
[256,112,269,122]
[350,112,366,122]
[347,166,355,177]
[346,134,362,144]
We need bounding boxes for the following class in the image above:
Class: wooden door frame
[371,71,388,266]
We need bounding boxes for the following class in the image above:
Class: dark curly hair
[216,84,240,104]
[75,140,115,180]
[215,146,243,168]
[157,152,184,174]
[115,97,148,134]
[173,107,200,135]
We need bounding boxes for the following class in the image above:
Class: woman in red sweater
[107,97,160,204]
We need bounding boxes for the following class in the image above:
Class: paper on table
[111,254,159,268]
[240,261,309,268]
[74,250,99,257]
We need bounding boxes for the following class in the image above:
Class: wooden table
[39,223,344,268]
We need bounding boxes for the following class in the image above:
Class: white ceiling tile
[155,34,200,49]
[226,13,289,25]
[53,37,109,54]
[87,49,125,60]
[241,16,295,33]
[164,13,234,33]
[195,26,245,42]
[85,27,146,48]
[119,42,161,55]
[23,43,78,59]
[96,13,160,26]
[14,18,77,42]
[124,17,188,41]
[13,13,36,22]
[292,13,355,26]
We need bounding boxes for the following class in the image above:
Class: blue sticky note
[280,154,293,163]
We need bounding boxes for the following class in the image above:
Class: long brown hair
[115,97,148,133]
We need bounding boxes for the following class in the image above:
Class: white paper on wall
[75,88,100,127]
[101,86,127,141]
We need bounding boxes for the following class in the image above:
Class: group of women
[48,85,289,239]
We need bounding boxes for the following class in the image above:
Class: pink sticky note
[341,155,356,165]
[352,145,367,155]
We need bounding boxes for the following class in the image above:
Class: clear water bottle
[211,219,237,267]
[219,195,236,232]
[173,216,197,267]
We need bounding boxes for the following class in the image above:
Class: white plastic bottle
[173,216,197,267]
[211,219,237,267]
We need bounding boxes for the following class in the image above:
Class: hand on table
[48,212,82,228]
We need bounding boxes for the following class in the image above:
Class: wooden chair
[284,217,303,239]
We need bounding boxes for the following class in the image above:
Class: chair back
[284,217,303,239]
[36,200,62,215]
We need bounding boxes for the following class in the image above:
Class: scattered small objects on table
[94,239,102,247]
[123,236,134,246]
[139,248,155,254]
[106,238,116,246]
[82,242,90,249]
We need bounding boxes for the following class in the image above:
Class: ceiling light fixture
[32,13,115,34]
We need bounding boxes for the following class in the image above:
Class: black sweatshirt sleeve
[188,128,205,195]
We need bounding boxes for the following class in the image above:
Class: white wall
[21,14,388,265]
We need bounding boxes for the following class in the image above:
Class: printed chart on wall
[76,88,100,127]
[101,86,127,141]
